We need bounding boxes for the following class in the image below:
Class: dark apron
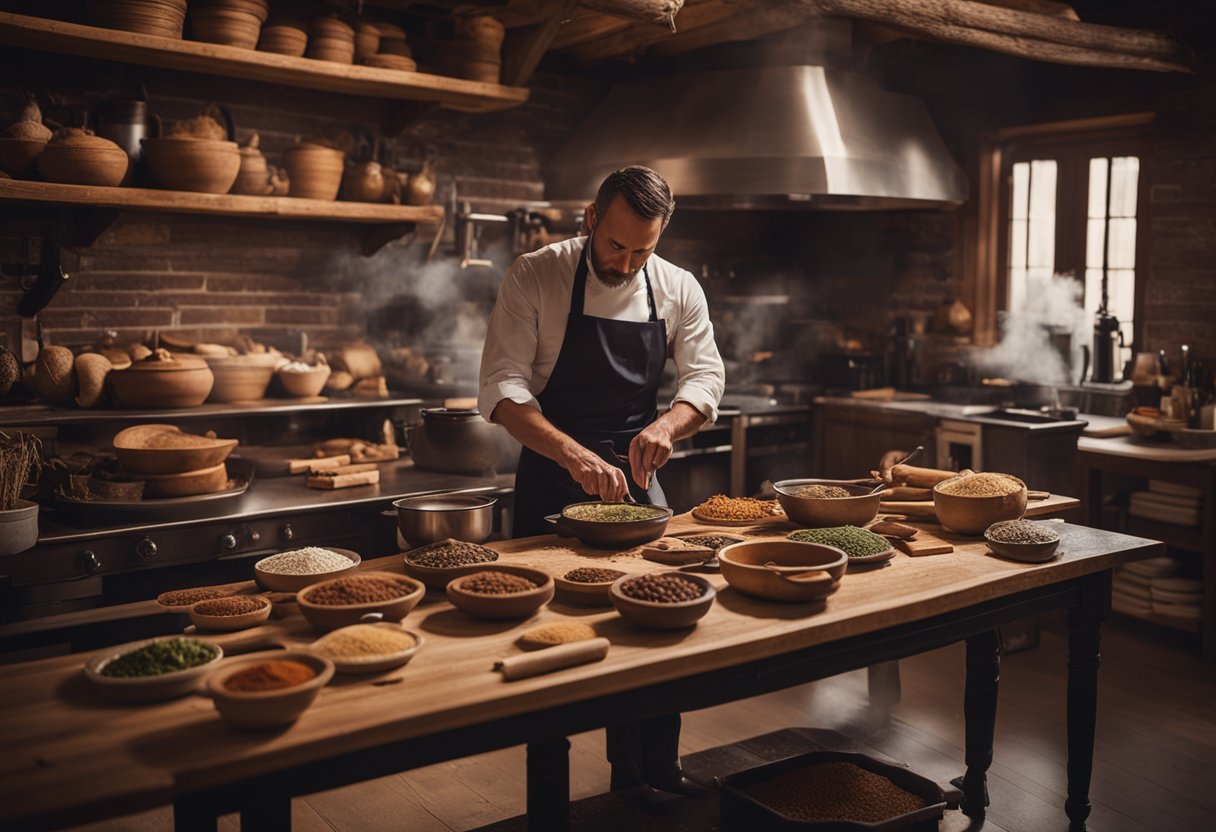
[512,242,668,538]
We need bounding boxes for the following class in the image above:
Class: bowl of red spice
[446,565,554,620]
[296,572,425,631]
[610,571,715,630]
[207,651,334,730]
[188,594,271,632]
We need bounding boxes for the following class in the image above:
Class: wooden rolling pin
[890,464,968,488]
[495,638,610,681]
[880,486,933,501]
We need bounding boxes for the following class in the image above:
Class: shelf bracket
[61,208,119,248]
[362,223,417,256]
[380,102,440,137]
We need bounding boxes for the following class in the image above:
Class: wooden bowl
[283,144,344,201]
[553,570,625,607]
[37,141,128,186]
[984,534,1060,563]
[363,54,417,72]
[933,475,1028,535]
[0,137,47,177]
[205,358,274,402]
[610,571,715,629]
[277,364,330,397]
[84,636,223,702]
[718,540,846,603]
[296,572,425,631]
[189,7,262,48]
[307,38,355,64]
[207,651,333,730]
[455,15,506,48]
[109,356,215,408]
[88,0,188,38]
[354,21,381,60]
[188,596,271,631]
[549,502,672,549]
[445,565,554,620]
[258,22,308,56]
[254,547,361,592]
[113,424,238,475]
[141,137,240,194]
[773,479,881,528]
[403,559,492,591]
[141,461,229,497]
[310,624,423,674]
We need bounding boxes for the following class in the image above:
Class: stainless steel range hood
[546,64,969,210]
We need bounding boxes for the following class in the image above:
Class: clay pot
[109,354,215,409]
[404,163,435,206]
[38,132,128,187]
[455,15,505,48]
[141,462,229,497]
[189,5,264,49]
[0,137,47,178]
[363,54,416,72]
[307,16,354,63]
[88,0,188,39]
[232,134,271,195]
[283,143,344,201]
[141,137,240,194]
[113,424,237,475]
[341,161,385,202]
[258,18,308,56]
[353,21,381,61]
[277,364,330,397]
[205,357,274,402]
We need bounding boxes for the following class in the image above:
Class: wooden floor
[69,614,1216,832]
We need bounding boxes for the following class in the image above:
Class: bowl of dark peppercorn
[983,519,1060,563]
[296,572,426,631]
[554,566,628,606]
[610,571,716,629]
[446,565,555,619]
[403,538,501,590]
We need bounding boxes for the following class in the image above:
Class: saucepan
[388,493,496,546]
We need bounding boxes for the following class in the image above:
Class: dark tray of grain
[719,751,947,831]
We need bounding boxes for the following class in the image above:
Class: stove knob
[135,537,158,561]
[249,530,261,543]
[77,550,100,574]
[281,524,295,541]
[221,533,238,552]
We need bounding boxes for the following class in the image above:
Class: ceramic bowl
[718,540,847,603]
[37,141,128,186]
[549,502,672,549]
[445,565,554,620]
[109,356,215,409]
[113,423,238,475]
[309,624,423,674]
[207,650,333,730]
[0,137,47,178]
[283,144,345,200]
[84,635,223,702]
[253,547,361,592]
[983,521,1061,563]
[933,475,1028,535]
[774,479,881,528]
[88,0,188,38]
[142,137,240,194]
[258,24,308,56]
[188,596,272,631]
[141,461,230,497]
[403,558,493,591]
[553,570,626,607]
[610,571,715,629]
[277,364,330,397]
[296,572,425,631]
[206,357,274,402]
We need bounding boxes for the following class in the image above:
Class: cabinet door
[814,407,936,479]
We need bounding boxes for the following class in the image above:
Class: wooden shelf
[0,12,529,113]
[0,396,425,428]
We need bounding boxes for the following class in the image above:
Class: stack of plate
[1129,480,1203,527]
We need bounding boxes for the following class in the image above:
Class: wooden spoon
[763,562,834,584]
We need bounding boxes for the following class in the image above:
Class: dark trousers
[606,713,682,785]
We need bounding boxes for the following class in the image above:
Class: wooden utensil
[307,469,379,489]
[288,453,349,474]
[763,562,835,584]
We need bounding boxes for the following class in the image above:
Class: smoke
[974,272,1089,385]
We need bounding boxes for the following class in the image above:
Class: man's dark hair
[594,166,675,226]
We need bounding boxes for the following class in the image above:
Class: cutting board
[307,469,380,489]
[891,533,954,556]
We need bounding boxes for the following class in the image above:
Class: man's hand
[628,420,675,490]
[561,444,630,501]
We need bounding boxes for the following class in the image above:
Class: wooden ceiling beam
[550,10,633,50]
[502,0,581,84]
[647,3,814,58]
[566,0,744,62]
[580,0,684,27]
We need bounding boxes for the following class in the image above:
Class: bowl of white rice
[254,546,361,592]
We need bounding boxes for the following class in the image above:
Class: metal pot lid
[420,407,482,421]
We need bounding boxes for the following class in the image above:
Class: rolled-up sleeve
[670,276,725,423]
[478,259,542,422]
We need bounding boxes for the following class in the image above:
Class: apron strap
[642,263,657,322]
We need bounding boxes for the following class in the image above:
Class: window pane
[1011,162,1030,220]
[1029,160,1057,219]
[1086,218,1106,268]
[1088,157,1109,218]
[1029,218,1054,268]
[1084,268,1103,323]
[1009,267,1026,311]
[1110,156,1139,217]
[1010,219,1028,269]
[1108,217,1137,269]
[1111,268,1136,328]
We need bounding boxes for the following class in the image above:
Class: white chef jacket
[478,235,725,425]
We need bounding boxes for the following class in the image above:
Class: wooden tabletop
[0,500,1158,829]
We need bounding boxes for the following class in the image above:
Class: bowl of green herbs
[84,635,223,702]
[787,526,896,568]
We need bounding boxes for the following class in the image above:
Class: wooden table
[0,503,1159,832]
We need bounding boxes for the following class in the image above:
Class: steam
[974,272,1089,385]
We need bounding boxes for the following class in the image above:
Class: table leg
[240,796,291,831]
[867,660,902,716]
[1066,597,1103,831]
[952,628,1000,818]
[527,737,570,832]
[173,794,218,832]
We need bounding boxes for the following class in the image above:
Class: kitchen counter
[1077,435,1216,463]
[813,395,997,420]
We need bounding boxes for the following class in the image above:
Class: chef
[478,166,725,795]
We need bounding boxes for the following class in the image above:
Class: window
[1085,156,1139,347]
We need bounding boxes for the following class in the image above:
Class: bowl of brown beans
[403,538,502,590]
[188,594,272,632]
[206,650,334,731]
[446,565,555,620]
[773,479,882,529]
[554,566,629,607]
[296,572,426,631]
[609,571,715,629]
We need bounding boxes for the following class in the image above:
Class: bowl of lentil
[786,526,896,567]
[253,546,361,592]
[309,623,423,674]
[188,594,272,632]
[549,501,673,549]
[403,538,501,590]
[156,585,239,609]
[932,472,1027,536]
[690,494,783,526]
[773,479,882,528]
[554,566,629,606]
[984,519,1061,563]
[84,636,223,702]
[610,571,715,629]
[207,651,334,731]
[296,572,425,631]
[446,565,555,619]
[718,540,847,603]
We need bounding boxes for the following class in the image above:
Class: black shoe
[644,768,709,798]
[610,768,645,793]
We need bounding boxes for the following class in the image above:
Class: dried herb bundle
[0,431,42,511]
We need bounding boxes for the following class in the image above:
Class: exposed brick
[265,307,339,325]
[179,307,265,325]
[37,308,175,329]
[77,272,208,292]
